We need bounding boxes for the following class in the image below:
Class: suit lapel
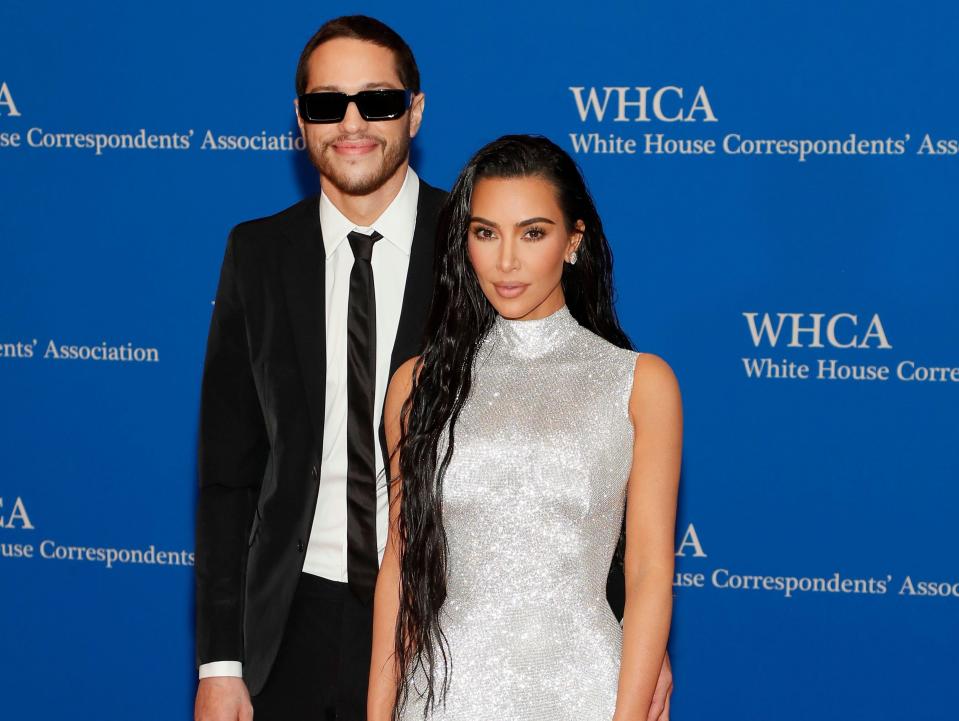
[281,197,327,457]
[388,179,439,379]
[381,180,441,502]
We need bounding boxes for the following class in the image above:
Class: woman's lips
[492,282,529,299]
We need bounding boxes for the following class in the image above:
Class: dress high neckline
[492,304,578,359]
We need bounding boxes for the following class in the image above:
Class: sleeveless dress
[399,304,640,721]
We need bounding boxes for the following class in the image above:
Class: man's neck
[320,160,410,227]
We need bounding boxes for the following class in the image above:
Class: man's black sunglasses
[297,89,413,123]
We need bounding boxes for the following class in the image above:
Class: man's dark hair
[295,15,421,96]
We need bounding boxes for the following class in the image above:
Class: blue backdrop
[2,1,957,719]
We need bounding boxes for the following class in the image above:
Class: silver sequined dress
[399,305,640,721]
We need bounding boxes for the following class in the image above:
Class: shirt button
[296,539,304,553]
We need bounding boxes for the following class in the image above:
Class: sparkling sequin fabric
[399,304,640,721]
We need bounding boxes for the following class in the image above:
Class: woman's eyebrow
[468,216,557,228]
[516,217,556,227]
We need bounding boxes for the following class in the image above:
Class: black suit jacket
[194,178,448,696]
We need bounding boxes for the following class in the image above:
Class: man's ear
[409,91,426,139]
[294,97,305,138]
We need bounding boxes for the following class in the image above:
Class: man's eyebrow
[361,81,403,90]
[306,81,404,93]
[469,216,558,228]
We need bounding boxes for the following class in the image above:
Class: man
[194,15,674,721]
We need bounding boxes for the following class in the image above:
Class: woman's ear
[569,219,586,253]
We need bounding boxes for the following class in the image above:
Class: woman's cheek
[528,246,565,282]
[466,242,484,276]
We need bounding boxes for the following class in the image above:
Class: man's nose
[339,100,367,133]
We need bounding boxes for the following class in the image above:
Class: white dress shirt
[199,167,420,680]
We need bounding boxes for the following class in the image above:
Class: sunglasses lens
[298,90,411,123]
[356,90,410,120]
[300,93,348,123]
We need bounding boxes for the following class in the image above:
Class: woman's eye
[472,226,495,240]
[524,226,546,240]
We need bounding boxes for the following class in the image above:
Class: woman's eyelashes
[471,225,496,241]
[469,225,549,241]
[523,225,547,241]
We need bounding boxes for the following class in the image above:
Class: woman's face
[467,175,583,321]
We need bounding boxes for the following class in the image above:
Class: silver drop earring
[568,250,578,265]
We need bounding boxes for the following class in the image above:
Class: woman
[368,135,682,721]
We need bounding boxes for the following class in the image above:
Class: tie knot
[347,230,383,262]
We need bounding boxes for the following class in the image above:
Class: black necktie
[346,229,383,603]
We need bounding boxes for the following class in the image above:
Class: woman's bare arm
[367,356,419,721]
[613,353,683,721]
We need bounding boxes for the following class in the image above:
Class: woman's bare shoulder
[629,352,682,418]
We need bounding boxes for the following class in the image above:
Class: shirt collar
[318,166,420,259]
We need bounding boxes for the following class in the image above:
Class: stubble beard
[308,132,410,196]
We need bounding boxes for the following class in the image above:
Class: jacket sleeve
[194,227,269,668]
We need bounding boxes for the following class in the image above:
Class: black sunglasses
[297,89,413,123]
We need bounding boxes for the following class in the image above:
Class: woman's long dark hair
[391,134,632,720]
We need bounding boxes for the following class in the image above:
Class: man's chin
[320,159,408,196]
[310,142,408,196]
[323,170,391,196]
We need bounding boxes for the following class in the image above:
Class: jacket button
[311,464,318,482]
[296,539,304,553]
